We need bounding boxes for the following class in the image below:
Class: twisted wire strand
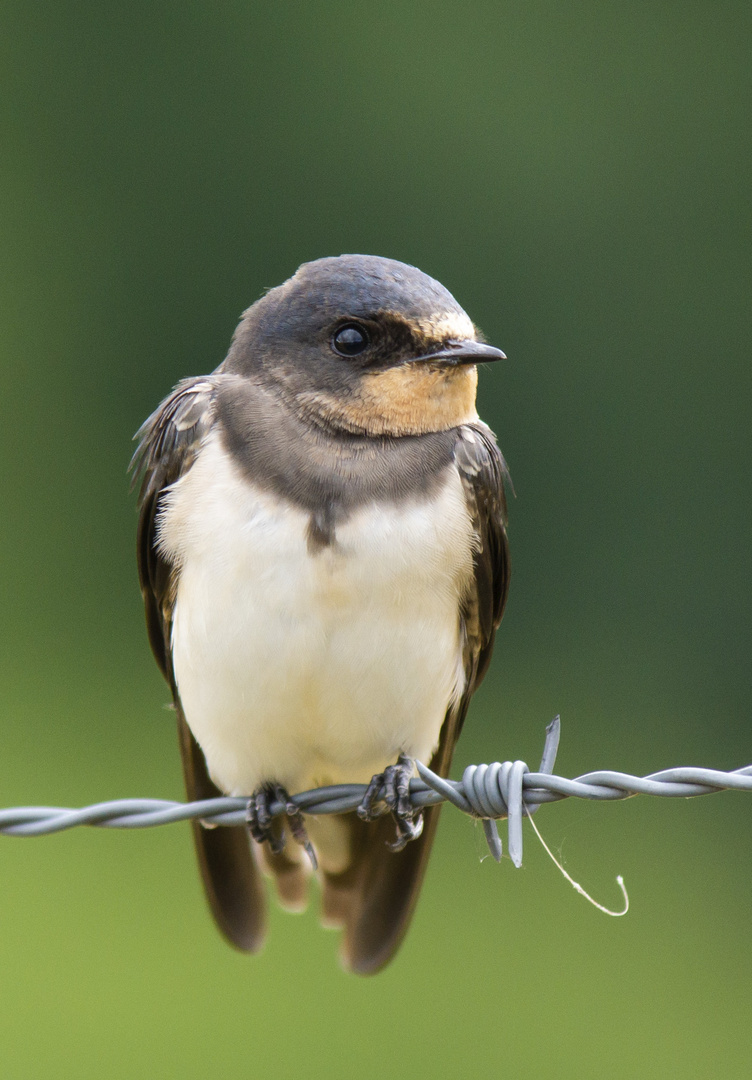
[2,719,750,865]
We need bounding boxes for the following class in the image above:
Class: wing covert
[131,378,216,682]
[454,420,511,690]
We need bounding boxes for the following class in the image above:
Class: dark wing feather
[327,421,510,974]
[453,421,511,696]
[132,378,267,952]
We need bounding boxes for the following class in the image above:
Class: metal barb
[446,717,561,865]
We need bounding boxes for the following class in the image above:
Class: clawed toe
[285,805,318,871]
[245,784,317,868]
[357,754,424,851]
[245,784,285,852]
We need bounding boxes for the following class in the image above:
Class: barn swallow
[132,255,510,974]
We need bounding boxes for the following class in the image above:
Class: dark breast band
[216,378,459,548]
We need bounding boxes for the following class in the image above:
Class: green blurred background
[1,2,750,1076]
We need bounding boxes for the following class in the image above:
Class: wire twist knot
[416,718,562,864]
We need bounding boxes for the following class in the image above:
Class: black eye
[332,323,369,357]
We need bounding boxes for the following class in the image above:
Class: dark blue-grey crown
[228,255,469,359]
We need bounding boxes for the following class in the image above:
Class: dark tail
[321,696,465,975]
[177,711,267,952]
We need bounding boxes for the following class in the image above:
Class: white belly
[158,431,474,798]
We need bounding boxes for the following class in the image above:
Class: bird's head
[223,254,505,437]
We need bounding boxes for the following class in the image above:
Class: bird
[132,254,510,974]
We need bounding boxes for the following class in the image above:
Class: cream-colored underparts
[157,433,475,867]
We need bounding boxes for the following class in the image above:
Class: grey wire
[2,717,750,864]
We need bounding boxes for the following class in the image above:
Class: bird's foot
[357,754,424,852]
[245,784,318,870]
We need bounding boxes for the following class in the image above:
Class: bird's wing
[329,422,511,974]
[452,421,511,698]
[132,378,267,953]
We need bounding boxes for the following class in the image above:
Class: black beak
[407,339,506,367]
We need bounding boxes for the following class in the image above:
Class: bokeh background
[1,2,750,1076]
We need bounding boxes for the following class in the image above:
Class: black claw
[245,783,317,867]
[357,771,387,822]
[357,754,424,850]
[245,789,270,846]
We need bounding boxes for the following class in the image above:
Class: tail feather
[258,840,311,913]
[324,806,444,974]
[177,711,267,952]
[321,697,464,975]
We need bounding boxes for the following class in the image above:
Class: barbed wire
[2,718,750,867]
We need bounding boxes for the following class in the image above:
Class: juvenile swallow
[132,255,510,974]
